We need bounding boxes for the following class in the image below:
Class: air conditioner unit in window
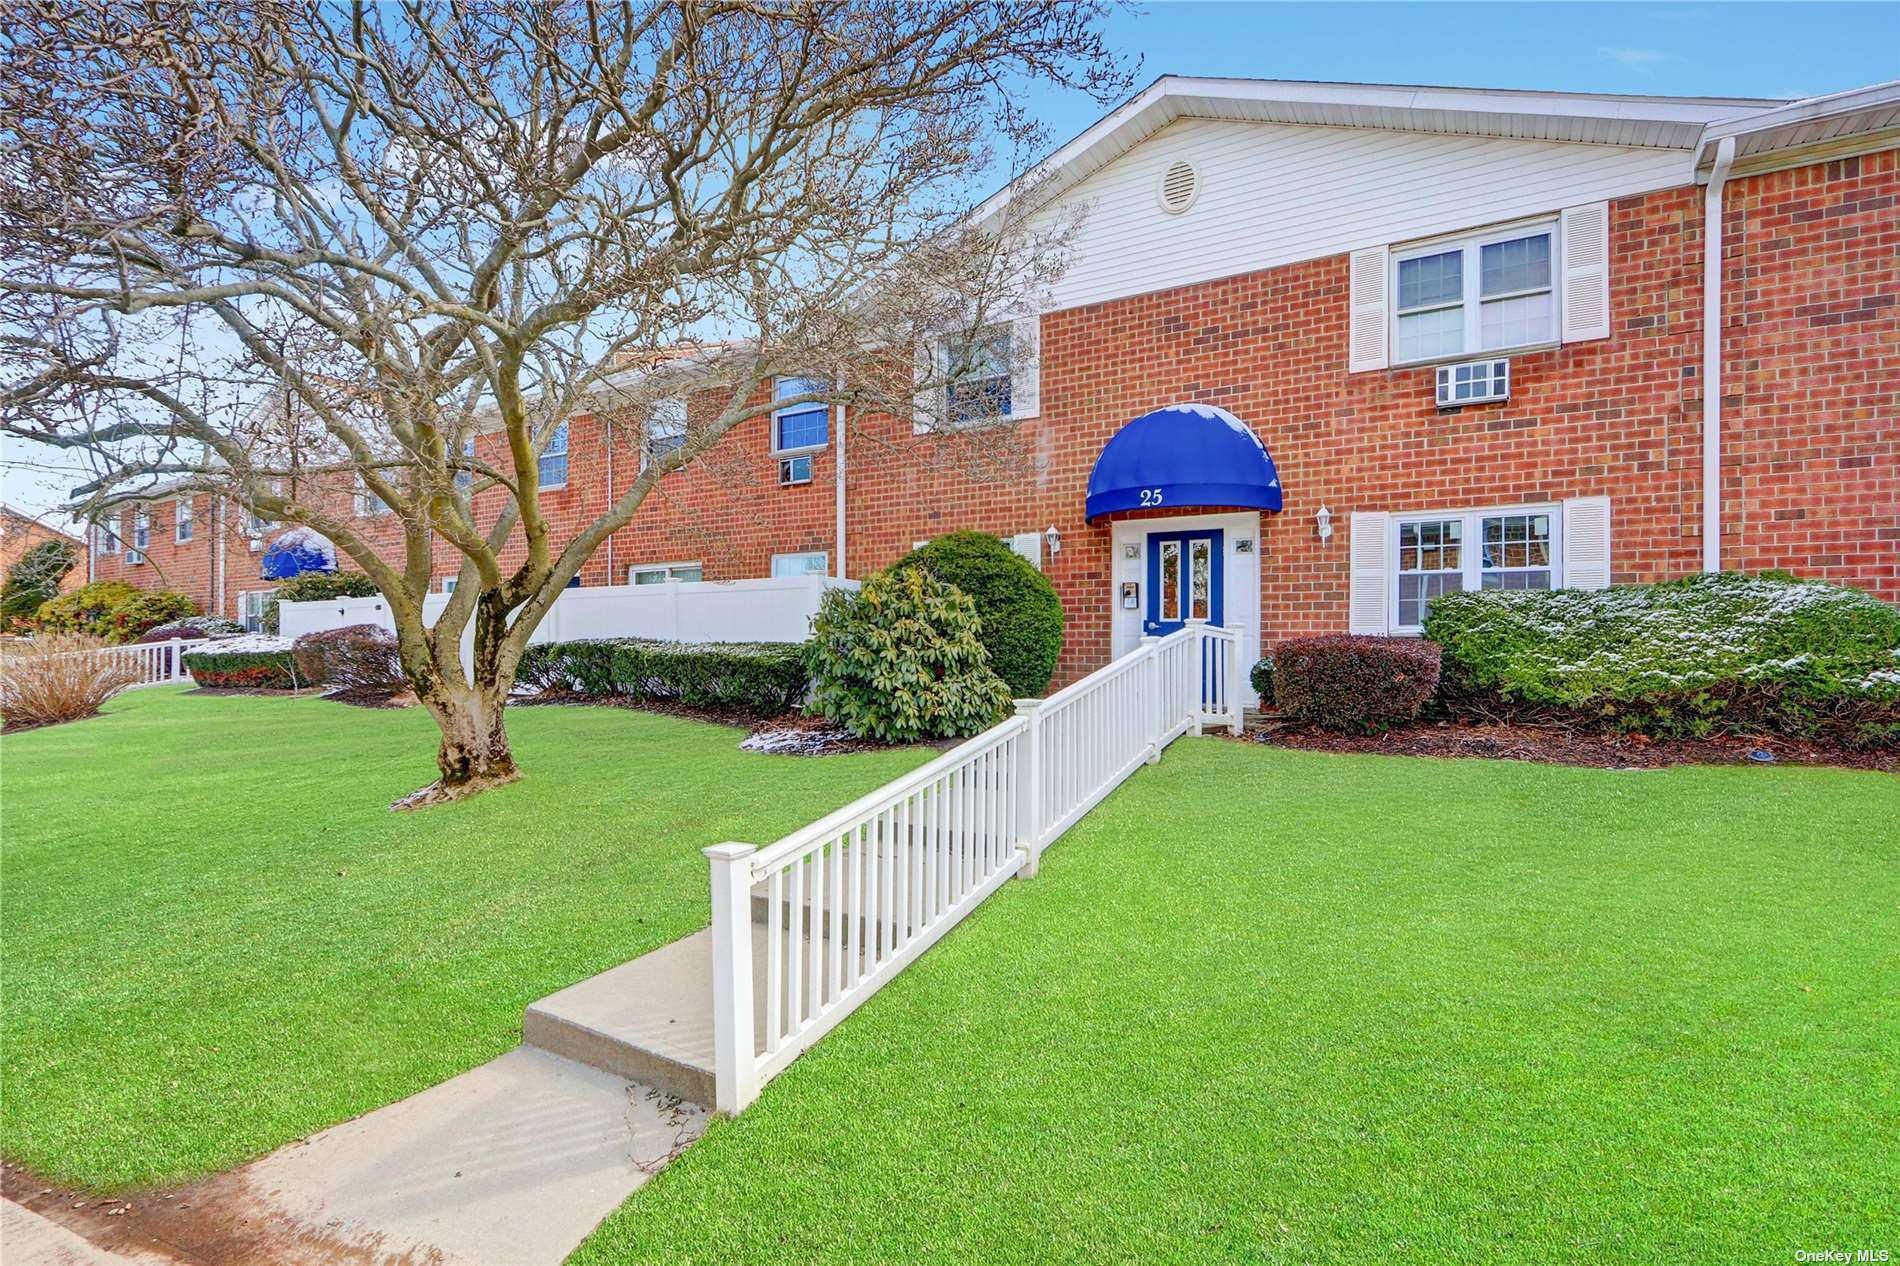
[1436,358,1510,407]
[778,455,812,486]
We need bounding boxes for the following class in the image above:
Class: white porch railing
[704,619,1241,1113]
[25,638,198,689]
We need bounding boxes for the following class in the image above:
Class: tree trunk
[394,683,520,809]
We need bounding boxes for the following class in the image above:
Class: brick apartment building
[84,78,1899,688]
[1,505,84,595]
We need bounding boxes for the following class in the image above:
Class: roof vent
[1157,160,1199,214]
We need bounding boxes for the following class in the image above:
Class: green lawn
[575,740,1899,1264]
[0,686,931,1191]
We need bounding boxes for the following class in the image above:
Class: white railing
[22,638,198,689]
[704,619,1241,1113]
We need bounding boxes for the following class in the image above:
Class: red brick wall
[87,149,1897,677]
[1721,149,1899,596]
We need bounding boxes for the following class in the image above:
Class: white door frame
[1108,510,1262,705]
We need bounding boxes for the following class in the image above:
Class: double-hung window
[629,561,702,585]
[1394,222,1555,365]
[127,511,150,564]
[538,421,569,488]
[772,377,828,453]
[355,476,392,517]
[770,551,829,578]
[642,400,686,471]
[97,522,120,555]
[455,436,477,492]
[239,589,271,633]
[944,324,1012,425]
[1392,505,1557,632]
[175,497,193,543]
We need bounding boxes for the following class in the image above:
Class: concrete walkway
[10,1049,704,1266]
[2,1198,177,1265]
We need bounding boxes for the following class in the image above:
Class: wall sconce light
[1044,524,1063,557]
[1315,504,1333,543]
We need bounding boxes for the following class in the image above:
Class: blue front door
[1144,529,1223,637]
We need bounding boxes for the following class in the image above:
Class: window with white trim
[539,421,570,487]
[127,511,150,564]
[243,481,280,537]
[770,551,829,578]
[96,521,120,554]
[944,324,1011,425]
[175,497,194,543]
[355,475,393,517]
[629,561,702,585]
[238,589,272,633]
[1391,505,1557,632]
[454,436,477,492]
[642,401,686,470]
[772,377,828,453]
[1393,222,1556,365]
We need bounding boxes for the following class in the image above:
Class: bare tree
[0,0,1127,804]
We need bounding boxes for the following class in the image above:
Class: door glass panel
[1159,541,1181,621]
[1189,538,1211,620]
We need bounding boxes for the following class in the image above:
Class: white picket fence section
[704,619,1242,1113]
[23,638,199,689]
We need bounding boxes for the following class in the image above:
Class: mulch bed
[1243,716,1898,772]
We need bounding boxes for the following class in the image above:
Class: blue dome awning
[259,528,338,580]
[1085,403,1283,521]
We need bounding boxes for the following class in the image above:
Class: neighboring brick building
[84,79,1899,685]
[1,505,85,594]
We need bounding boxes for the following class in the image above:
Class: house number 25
[1139,487,1165,507]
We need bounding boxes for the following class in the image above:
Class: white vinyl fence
[278,574,853,648]
[10,638,199,690]
[705,619,1241,1113]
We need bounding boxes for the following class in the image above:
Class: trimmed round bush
[109,590,197,642]
[262,571,379,633]
[1250,655,1275,700]
[1424,571,1900,745]
[808,566,1012,742]
[1272,635,1442,734]
[890,531,1064,697]
[292,624,405,693]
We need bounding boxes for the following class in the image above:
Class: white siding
[1028,118,1694,314]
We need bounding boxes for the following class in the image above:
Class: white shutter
[1348,511,1390,634]
[1009,315,1041,419]
[1560,202,1611,343]
[1007,531,1043,570]
[912,338,937,434]
[1562,496,1612,589]
[1347,246,1389,373]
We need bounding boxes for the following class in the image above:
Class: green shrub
[1250,655,1274,700]
[518,638,809,715]
[1423,571,1900,745]
[292,624,404,693]
[262,571,379,634]
[891,531,1064,696]
[108,590,197,642]
[1,539,77,629]
[1272,635,1442,734]
[808,566,1012,742]
[35,581,146,641]
[181,636,304,689]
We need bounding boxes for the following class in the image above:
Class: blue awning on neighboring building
[1084,403,1283,521]
[259,527,338,580]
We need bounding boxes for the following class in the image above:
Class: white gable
[1026,117,1696,314]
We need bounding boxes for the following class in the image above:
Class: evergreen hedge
[181,636,304,689]
[1424,572,1900,746]
[518,637,810,715]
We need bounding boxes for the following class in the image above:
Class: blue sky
[1019,2,1897,148]
[4,2,1891,527]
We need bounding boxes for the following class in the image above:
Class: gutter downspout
[214,496,226,617]
[1701,135,1737,574]
[833,388,847,579]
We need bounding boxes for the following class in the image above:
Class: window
[1391,505,1558,631]
[175,497,194,543]
[772,377,829,453]
[538,421,569,488]
[454,436,476,492]
[355,476,392,517]
[243,482,279,537]
[642,400,686,470]
[629,562,702,585]
[944,324,1011,425]
[771,551,829,578]
[440,577,458,594]
[238,589,272,633]
[1394,223,1555,364]
[96,522,119,554]
[127,511,150,564]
